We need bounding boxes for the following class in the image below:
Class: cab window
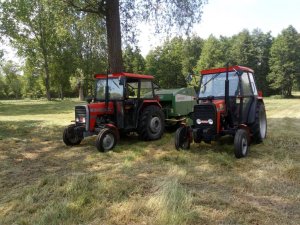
[248,73,258,95]
[140,80,154,98]
[241,72,252,96]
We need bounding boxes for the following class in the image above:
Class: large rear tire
[96,128,117,152]
[175,126,190,150]
[63,124,83,146]
[234,129,249,158]
[251,102,267,143]
[138,105,165,141]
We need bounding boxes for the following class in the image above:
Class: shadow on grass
[0,100,79,116]
[0,120,64,141]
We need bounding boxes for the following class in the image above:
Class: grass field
[0,96,299,225]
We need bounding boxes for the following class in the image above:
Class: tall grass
[0,97,299,225]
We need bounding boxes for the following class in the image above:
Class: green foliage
[182,36,204,75]
[0,0,66,100]
[145,37,187,88]
[0,0,299,100]
[123,46,145,73]
[70,13,107,98]
[0,60,23,99]
[268,25,300,97]
[250,29,273,95]
[196,35,226,72]
[0,73,7,98]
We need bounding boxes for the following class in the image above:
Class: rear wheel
[138,105,165,141]
[234,129,249,158]
[175,126,190,150]
[63,124,83,146]
[251,102,267,143]
[96,128,117,152]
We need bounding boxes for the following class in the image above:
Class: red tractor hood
[212,99,226,112]
[87,102,114,131]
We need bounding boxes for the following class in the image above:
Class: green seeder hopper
[156,87,197,127]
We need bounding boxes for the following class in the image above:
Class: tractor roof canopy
[94,72,154,80]
[201,66,254,75]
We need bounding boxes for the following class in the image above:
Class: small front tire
[96,128,117,152]
[63,124,83,146]
[234,129,249,158]
[175,126,191,150]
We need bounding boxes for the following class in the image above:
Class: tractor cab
[198,66,259,127]
[175,65,267,158]
[93,73,158,129]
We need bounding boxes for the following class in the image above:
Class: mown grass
[0,96,299,225]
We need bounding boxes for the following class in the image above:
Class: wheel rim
[102,133,115,150]
[149,116,162,134]
[241,137,248,155]
[259,109,267,139]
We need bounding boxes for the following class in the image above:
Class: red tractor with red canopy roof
[175,65,267,158]
[63,73,165,152]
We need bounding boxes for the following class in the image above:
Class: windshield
[199,72,239,98]
[96,78,124,100]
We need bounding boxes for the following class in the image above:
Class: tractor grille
[75,105,87,125]
[193,103,217,133]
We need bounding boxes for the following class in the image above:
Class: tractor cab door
[124,79,156,129]
[124,79,140,129]
[237,72,257,124]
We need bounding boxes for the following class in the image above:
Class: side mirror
[86,96,94,103]
[153,82,160,89]
[119,76,125,85]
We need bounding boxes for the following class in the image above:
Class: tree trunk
[79,83,84,101]
[105,0,123,73]
[60,84,64,100]
[44,63,51,101]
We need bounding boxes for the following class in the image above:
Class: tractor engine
[75,105,88,126]
[192,103,217,143]
[74,105,88,137]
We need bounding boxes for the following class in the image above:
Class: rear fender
[140,100,162,111]
[247,99,264,124]
[238,124,251,143]
[135,100,162,128]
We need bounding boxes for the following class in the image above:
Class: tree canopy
[0,0,299,99]
[65,0,207,73]
[268,26,300,97]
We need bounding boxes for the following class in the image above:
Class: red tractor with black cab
[63,73,165,152]
[175,65,267,158]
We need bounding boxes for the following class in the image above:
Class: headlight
[208,119,213,125]
[196,119,202,124]
[76,117,86,123]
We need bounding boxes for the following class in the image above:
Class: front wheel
[175,126,191,150]
[63,124,83,146]
[234,129,249,158]
[96,128,117,152]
